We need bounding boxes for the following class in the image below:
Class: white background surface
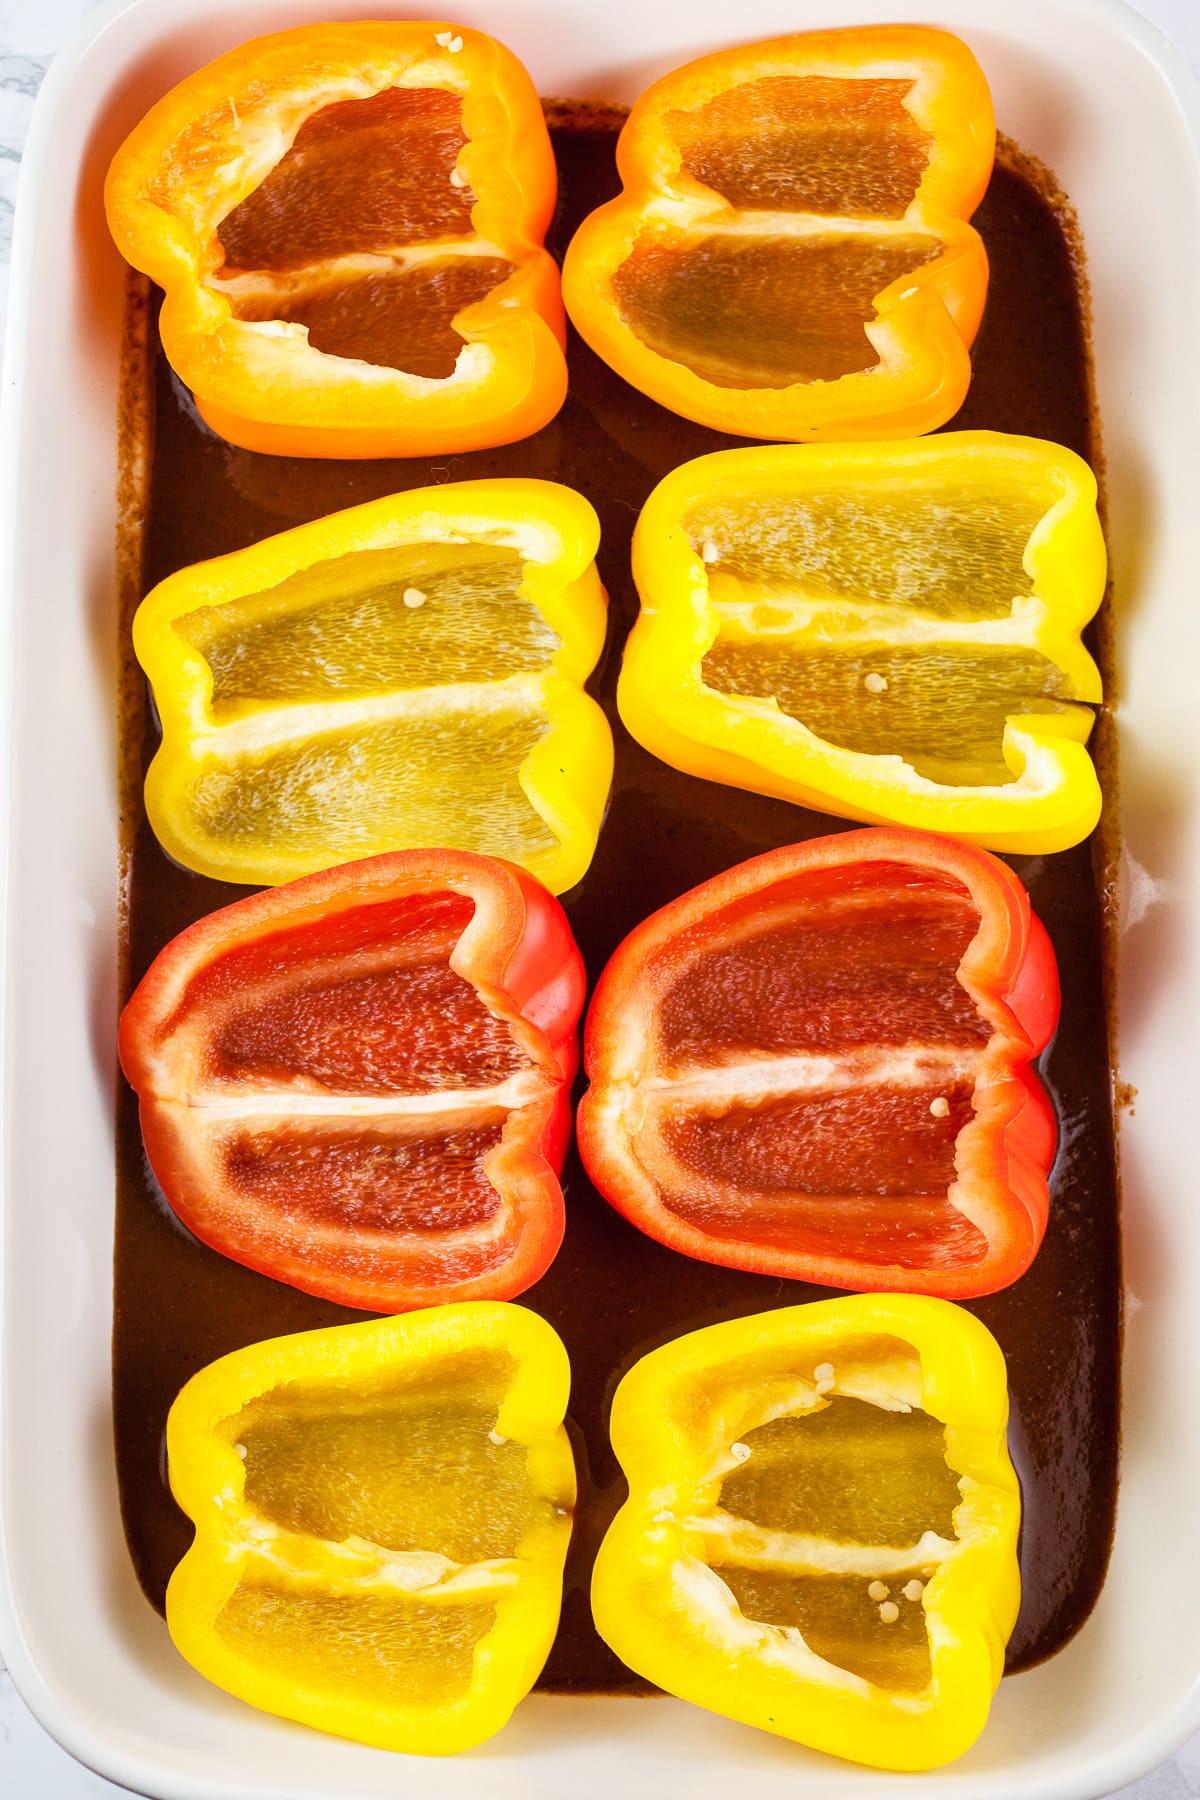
[1,0,1198,1794]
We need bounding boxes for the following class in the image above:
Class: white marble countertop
[2,0,1200,1794]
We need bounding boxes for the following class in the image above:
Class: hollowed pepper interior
[689,484,1083,786]
[215,1349,543,1707]
[706,1340,960,1693]
[212,87,514,376]
[174,889,536,1247]
[612,75,944,389]
[172,541,560,867]
[635,863,993,1270]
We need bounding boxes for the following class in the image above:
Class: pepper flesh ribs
[561,26,994,440]
[577,828,1058,1296]
[166,1303,576,1753]
[104,23,566,457]
[118,850,585,1310]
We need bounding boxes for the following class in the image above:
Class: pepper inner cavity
[177,544,553,709]
[667,75,932,219]
[235,1354,537,1562]
[172,891,535,1242]
[213,1352,536,1706]
[215,1586,496,1706]
[217,88,475,266]
[612,232,941,389]
[635,866,992,1270]
[189,890,529,1096]
[188,700,555,863]
[221,1116,509,1234]
[711,1381,960,1691]
[171,540,560,866]
[212,86,512,374]
[689,487,1088,785]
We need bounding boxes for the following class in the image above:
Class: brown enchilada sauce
[114,108,1119,1692]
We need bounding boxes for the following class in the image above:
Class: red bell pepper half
[577,827,1058,1297]
[119,849,584,1311]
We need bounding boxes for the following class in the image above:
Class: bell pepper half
[562,26,994,441]
[118,849,585,1311]
[132,478,611,892]
[577,827,1058,1297]
[620,432,1105,853]
[167,1302,575,1753]
[105,22,566,457]
[592,1294,1019,1770]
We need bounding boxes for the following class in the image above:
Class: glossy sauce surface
[115,107,1119,1692]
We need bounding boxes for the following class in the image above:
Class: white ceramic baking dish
[2,0,1199,1794]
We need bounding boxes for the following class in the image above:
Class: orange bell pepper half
[577,828,1058,1297]
[561,26,994,440]
[118,850,585,1311]
[105,22,566,457]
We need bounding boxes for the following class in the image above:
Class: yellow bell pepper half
[592,1294,1019,1771]
[621,432,1105,853]
[134,478,612,891]
[166,1302,575,1754]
